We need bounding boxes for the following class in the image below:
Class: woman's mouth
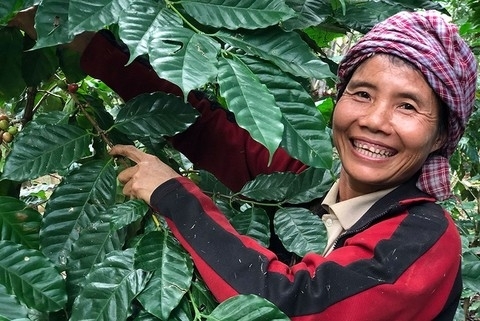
[352,140,396,158]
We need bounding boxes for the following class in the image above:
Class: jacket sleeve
[151,177,461,321]
[80,31,307,192]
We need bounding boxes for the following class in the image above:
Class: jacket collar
[335,175,435,248]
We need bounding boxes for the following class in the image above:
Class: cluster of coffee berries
[0,114,19,144]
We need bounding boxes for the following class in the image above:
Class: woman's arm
[151,176,461,321]
[81,32,306,191]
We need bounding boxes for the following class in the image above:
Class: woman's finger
[117,165,136,184]
[110,144,148,164]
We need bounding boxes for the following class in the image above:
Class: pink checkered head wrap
[337,10,477,200]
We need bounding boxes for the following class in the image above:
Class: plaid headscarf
[336,10,478,200]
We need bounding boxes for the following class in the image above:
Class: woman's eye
[355,91,370,99]
[400,103,416,111]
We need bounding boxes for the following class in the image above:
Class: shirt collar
[321,181,396,230]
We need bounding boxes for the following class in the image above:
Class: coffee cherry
[7,126,18,135]
[0,119,9,131]
[0,114,9,122]
[2,131,13,143]
[68,83,79,93]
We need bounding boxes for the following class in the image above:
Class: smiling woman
[333,54,446,200]
[337,12,477,202]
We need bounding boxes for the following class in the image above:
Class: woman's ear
[430,132,447,153]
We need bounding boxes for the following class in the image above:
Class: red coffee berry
[68,83,79,93]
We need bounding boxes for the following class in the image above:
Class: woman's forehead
[350,55,432,91]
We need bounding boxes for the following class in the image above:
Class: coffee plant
[0,0,478,320]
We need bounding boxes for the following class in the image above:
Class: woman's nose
[357,101,392,133]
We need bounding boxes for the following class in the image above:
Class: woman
[10,8,478,320]
[104,11,476,320]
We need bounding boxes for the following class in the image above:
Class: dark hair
[435,99,449,151]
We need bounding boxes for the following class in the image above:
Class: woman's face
[333,54,444,200]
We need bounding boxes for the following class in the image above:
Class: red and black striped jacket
[81,31,462,321]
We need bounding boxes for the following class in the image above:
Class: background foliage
[0,0,478,320]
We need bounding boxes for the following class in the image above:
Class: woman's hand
[109,145,181,205]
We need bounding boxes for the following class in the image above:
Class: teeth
[353,141,393,158]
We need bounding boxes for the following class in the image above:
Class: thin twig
[22,87,37,124]
[70,92,114,148]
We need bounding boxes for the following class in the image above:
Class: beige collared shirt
[321,181,396,256]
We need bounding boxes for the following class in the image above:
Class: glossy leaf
[106,199,150,230]
[0,240,67,312]
[230,207,270,247]
[31,111,71,125]
[70,249,149,321]
[133,310,164,321]
[0,284,29,321]
[148,26,220,96]
[181,0,295,30]
[66,221,124,300]
[68,0,130,36]
[462,253,480,293]
[137,269,192,320]
[333,1,411,34]
[284,167,334,204]
[167,296,195,321]
[304,26,346,51]
[58,45,86,82]
[206,294,289,320]
[390,0,446,12]
[0,27,26,100]
[274,207,326,257]
[215,199,241,221]
[134,230,192,271]
[118,0,182,64]
[2,124,91,182]
[85,95,133,146]
[239,172,297,202]
[34,0,72,49]
[196,170,232,196]
[40,160,117,267]
[0,196,42,249]
[0,0,24,24]
[21,39,59,86]
[135,231,193,320]
[333,0,447,35]
[218,55,283,162]
[282,0,332,30]
[189,279,218,316]
[112,92,199,139]
[217,28,334,79]
[243,55,332,168]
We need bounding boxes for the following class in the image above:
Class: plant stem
[70,92,114,148]
[165,0,205,35]
[70,91,132,169]
[152,213,162,229]
[32,81,64,115]
[22,86,37,124]
[203,190,282,208]
[188,291,208,321]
